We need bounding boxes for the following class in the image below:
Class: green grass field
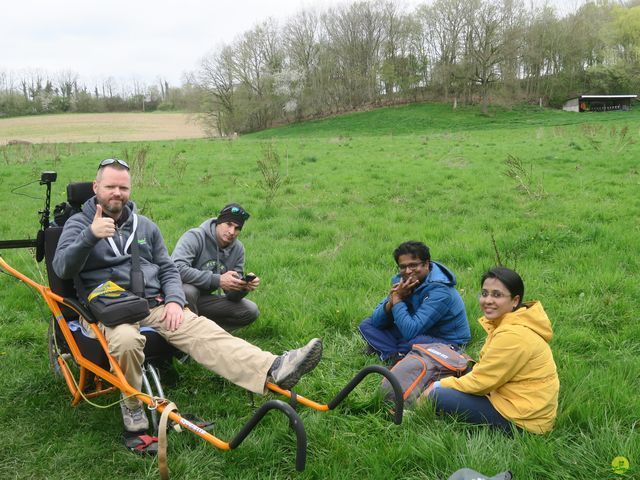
[0,103,638,479]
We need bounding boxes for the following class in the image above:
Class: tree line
[199,0,640,134]
[0,70,203,117]
[2,0,639,135]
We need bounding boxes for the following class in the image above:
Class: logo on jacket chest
[203,259,227,273]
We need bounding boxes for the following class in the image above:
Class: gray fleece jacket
[171,218,245,292]
[52,196,185,307]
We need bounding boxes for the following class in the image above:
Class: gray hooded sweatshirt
[52,196,185,306]
[171,218,245,293]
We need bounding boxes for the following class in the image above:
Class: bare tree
[379,1,422,100]
[498,0,527,95]
[284,10,321,78]
[417,0,473,100]
[56,70,79,111]
[323,1,386,107]
[464,0,507,113]
[521,4,562,99]
[231,19,284,130]
[199,45,238,135]
[282,10,324,116]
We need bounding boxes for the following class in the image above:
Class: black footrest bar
[326,365,404,424]
[229,399,307,472]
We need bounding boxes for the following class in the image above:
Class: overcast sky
[2,0,581,89]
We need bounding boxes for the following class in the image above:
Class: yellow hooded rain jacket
[440,301,559,433]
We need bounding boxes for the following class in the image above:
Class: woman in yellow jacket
[426,267,559,434]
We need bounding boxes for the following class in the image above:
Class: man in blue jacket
[359,241,470,362]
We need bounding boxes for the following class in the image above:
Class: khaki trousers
[182,283,260,332]
[97,307,276,408]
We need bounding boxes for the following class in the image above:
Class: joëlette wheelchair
[0,171,404,473]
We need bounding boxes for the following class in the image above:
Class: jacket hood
[427,261,457,287]
[200,218,223,249]
[480,301,553,343]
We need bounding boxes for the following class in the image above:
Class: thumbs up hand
[90,204,116,238]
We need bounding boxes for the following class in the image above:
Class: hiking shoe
[268,338,323,390]
[121,400,149,432]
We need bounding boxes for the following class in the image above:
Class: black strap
[130,230,145,298]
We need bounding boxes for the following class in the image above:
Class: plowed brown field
[0,112,209,144]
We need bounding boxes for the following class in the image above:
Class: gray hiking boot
[121,399,149,432]
[268,338,323,390]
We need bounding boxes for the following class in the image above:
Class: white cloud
[1,0,352,86]
[1,0,581,88]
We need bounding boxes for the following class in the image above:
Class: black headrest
[67,182,94,209]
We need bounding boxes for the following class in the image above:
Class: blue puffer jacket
[370,261,470,345]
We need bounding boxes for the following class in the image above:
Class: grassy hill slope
[251,102,640,137]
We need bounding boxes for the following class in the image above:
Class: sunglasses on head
[98,158,130,170]
[221,205,250,220]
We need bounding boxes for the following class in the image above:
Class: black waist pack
[88,289,150,327]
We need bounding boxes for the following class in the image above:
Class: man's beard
[100,198,124,216]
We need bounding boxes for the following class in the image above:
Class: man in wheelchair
[52,158,323,448]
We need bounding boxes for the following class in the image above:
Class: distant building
[563,94,637,112]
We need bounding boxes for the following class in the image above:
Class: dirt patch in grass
[0,112,210,144]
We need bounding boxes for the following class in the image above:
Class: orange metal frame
[1,251,405,471]
[0,255,307,470]
[1,174,405,474]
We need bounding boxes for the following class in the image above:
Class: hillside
[250,102,640,138]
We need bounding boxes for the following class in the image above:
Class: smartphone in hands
[242,274,257,282]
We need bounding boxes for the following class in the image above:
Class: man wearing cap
[172,203,260,332]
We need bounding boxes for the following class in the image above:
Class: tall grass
[0,103,638,479]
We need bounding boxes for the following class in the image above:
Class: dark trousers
[358,317,448,361]
[427,387,518,433]
[182,283,259,332]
